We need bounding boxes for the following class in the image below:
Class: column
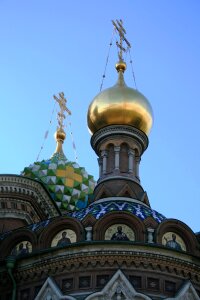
[128,149,135,173]
[147,228,154,243]
[85,226,93,241]
[135,156,141,179]
[101,150,108,175]
[114,146,120,170]
[98,157,103,177]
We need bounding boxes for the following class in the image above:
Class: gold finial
[53,92,71,155]
[112,19,131,72]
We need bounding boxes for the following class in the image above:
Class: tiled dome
[22,152,96,211]
[70,200,166,223]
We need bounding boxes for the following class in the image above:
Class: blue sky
[0,1,200,232]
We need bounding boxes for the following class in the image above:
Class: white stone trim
[166,281,200,300]
[94,197,149,208]
[85,269,152,300]
[34,277,76,300]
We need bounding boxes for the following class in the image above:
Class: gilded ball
[54,129,66,141]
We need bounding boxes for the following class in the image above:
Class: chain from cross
[112,19,131,61]
[53,92,71,130]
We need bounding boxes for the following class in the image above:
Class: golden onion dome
[87,61,153,135]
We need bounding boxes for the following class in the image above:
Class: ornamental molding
[94,197,149,208]
[0,210,35,224]
[166,281,200,300]
[34,277,76,300]
[86,269,151,300]
[15,246,200,283]
[0,175,60,218]
[91,125,148,155]
[0,197,40,223]
[32,271,200,300]
[17,272,200,300]
[97,176,141,186]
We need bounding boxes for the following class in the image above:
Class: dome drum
[91,124,148,156]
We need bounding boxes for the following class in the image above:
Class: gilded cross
[112,19,131,61]
[53,92,71,130]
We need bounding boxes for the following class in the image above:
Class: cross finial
[53,92,71,130]
[112,19,131,61]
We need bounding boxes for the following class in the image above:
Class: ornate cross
[112,19,131,61]
[53,92,71,130]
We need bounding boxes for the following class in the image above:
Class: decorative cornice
[14,244,200,282]
[91,125,148,155]
[0,210,36,224]
[97,176,141,186]
[0,175,60,218]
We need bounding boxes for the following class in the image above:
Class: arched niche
[11,240,32,256]
[93,211,146,242]
[51,229,76,247]
[105,223,135,241]
[39,217,84,249]
[162,231,186,251]
[156,219,199,255]
[0,229,37,259]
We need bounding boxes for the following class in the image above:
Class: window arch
[51,229,76,247]
[39,217,84,249]
[156,219,199,255]
[93,212,146,242]
[106,144,115,173]
[119,143,129,173]
[0,229,37,259]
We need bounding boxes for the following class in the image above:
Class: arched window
[120,143,129,172]
[106,144,115,173]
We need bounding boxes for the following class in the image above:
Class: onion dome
[22,93,96,212]
[87,61,153,135]
[22,153,95,211]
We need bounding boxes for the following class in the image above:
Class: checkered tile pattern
[21,152,96,211]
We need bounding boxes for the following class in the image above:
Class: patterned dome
[22,152,96,211]
[70,200,166,223]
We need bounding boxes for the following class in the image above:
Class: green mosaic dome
[21,152,96,211]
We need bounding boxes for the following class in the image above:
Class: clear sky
[0,1,200,232]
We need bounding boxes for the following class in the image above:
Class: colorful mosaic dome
[70,200,166,223]
[22,152,96,211]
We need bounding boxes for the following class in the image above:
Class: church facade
[0,20,200,300]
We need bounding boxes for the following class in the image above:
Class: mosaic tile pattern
[70,200,166,223]
[21,152,96,211]
[0,201,166,242]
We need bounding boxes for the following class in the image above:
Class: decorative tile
[21,153,96,212]
[79,276,91,288]
[71,200,165,223]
